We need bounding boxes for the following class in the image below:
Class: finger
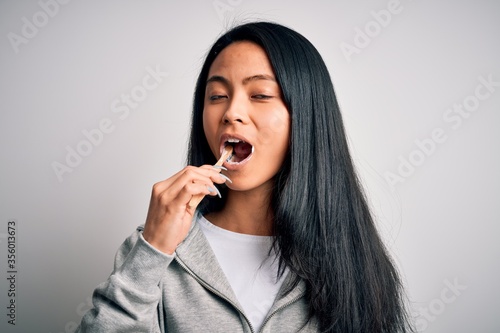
[196,165,231,184]
[150,166,213,197]
[168,182,217,209]
[148,181,214,223]
[169,165,228,189]
[200,165,232,184]
[187,184,221,211]
[163,166,229,198]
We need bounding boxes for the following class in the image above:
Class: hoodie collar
[174,212,307,314]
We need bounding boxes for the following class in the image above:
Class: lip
[218,133,253,155]
[218,132,254,170]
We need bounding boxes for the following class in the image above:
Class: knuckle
[184,165,198,174]
[152,182,163,195]
[184,182,196,193]
[187,182,205,195]
[184,168,197,178]
[159,191,172,206]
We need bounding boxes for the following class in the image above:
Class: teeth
[226,138,242,143]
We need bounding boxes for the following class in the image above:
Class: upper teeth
[227,138,242,143]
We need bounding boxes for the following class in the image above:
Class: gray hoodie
[76,217,319,333]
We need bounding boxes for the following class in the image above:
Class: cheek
[257,111,290,147]
[202,111,216,142]
[202,112,220,158]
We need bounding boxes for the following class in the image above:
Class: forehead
[208,41,275,78]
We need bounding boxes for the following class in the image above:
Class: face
[203,41,290,192]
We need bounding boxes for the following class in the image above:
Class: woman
[77,22,413,332]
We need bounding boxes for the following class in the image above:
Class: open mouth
[223,138,254,164]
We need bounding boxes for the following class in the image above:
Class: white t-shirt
[198,214,288,332]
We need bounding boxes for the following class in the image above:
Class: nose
[222,95,249,124]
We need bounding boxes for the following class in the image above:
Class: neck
[205,185,274,236]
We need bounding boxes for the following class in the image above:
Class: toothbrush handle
[187,146,233,209]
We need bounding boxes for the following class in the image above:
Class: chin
[224,177,274,193]
[225,182,251,192]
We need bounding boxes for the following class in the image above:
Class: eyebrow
[206,74,276,85]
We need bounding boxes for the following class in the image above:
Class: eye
[252,94,273,100]
[209,95,227,101]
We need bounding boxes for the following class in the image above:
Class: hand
[142,165,228,254]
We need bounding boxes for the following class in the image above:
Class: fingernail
[213,186,222,198]
[219,173,232,183]
[207,185,222,198]
[212,165,227,171]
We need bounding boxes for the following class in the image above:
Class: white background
[0,1,499,332]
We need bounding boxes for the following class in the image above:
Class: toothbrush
[188,145,233,209]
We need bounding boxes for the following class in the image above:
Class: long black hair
[188,21,413,333]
